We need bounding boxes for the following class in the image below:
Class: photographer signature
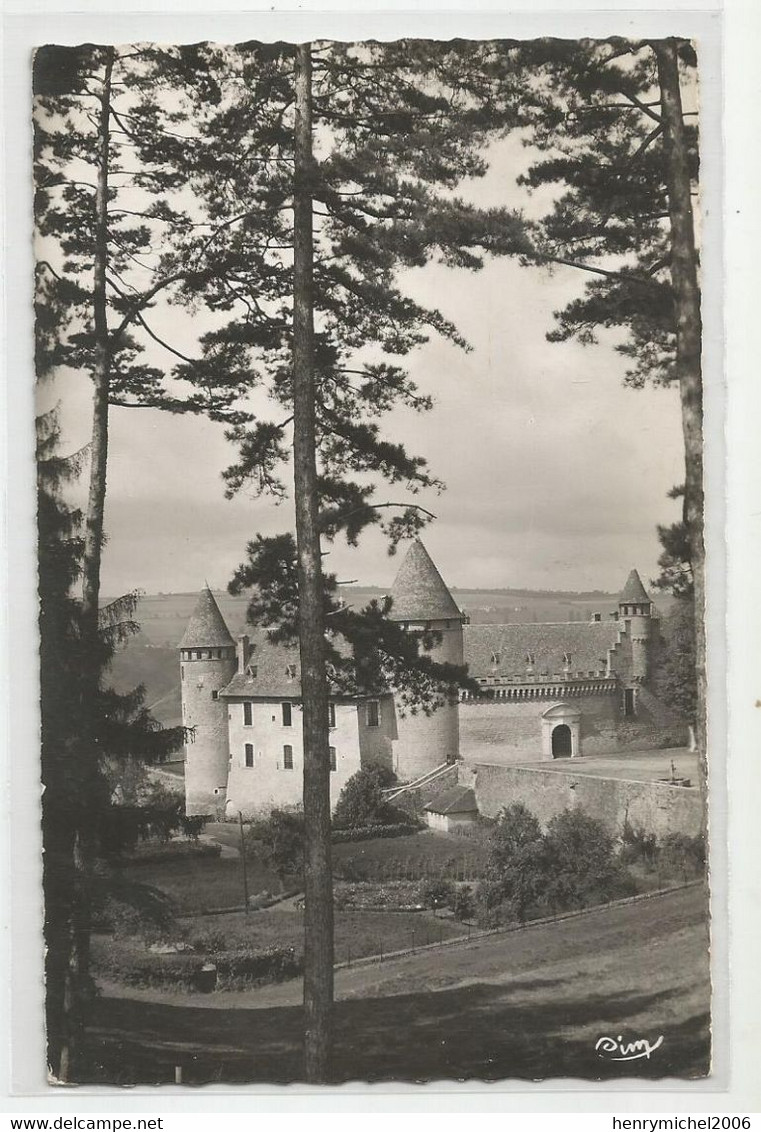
[595,1034,664,1062]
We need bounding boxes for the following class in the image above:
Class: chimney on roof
[236,635,250,672]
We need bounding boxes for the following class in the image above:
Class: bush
[451,885,476,922]
[332,766,396,829]
[418,878,455,913]
[658,832,705,881]
[478,805,637,925]
[246,808,305,880]
[93,938,302,991]
[619,821,659,871]
[540,809,637,914]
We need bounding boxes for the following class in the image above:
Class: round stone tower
[388,539,464,781]
[179,586,237,817]
[618,568,653,684]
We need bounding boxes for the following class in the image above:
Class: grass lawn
[120,855,279,914]
[84,884,709,1084]
[184,906,465,962]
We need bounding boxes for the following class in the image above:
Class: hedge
[93,941,301,991]
[331,823,421,843]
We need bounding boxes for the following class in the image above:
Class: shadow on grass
[81,976,710,1086]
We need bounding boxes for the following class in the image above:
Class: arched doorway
[552,724,572,758]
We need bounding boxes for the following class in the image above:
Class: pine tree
[37,410,185,1080]
[145,39,524,1081]
[511,36,705,804]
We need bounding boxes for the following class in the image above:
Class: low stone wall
[459,761,702,840]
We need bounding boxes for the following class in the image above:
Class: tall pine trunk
[292,42,334,1083]
[62,46,114,1080]
[82,46,113,628]
[654,40,706,820]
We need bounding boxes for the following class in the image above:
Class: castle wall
[459,762,702,840]
[459,687,686,765]
[182,653,236,817]
[225,698,385,818]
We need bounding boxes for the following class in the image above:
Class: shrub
[93,939,302,991]
[619,821,659,870]
[418,877,456,913]
[180,815,208,841]
[658,832,705,881]
[540,809,637,914]
[451,885,476,922]
[332,765,396,829]
[246,808,305,880]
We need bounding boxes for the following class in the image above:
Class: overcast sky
[42,123,685,599]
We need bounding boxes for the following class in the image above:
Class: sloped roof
[220,630,359,700]
[463,621,619,679]
[619,568,651,604]
[179,587,234,649]
[388,539,462,622]
[424,785,478,815]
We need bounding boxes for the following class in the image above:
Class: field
[83,884,709,1084]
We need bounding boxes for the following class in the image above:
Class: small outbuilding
[424,785,479,833]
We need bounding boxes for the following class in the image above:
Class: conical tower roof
[179,586,235,649]
[389,539,462,621]
[619,568,651,605]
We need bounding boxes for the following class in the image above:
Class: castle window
[212,690,219,701]
[366,700,380,728]
[245,744,254,768]
[283,744,294,770]
[282,702,293,727]
[328,702,336,729]
[243,702,253,727]
[624,688,636,716]
[329,746,336,772]
[181,666,185,679]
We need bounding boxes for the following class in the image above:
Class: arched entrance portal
[541,703,581,759]
[551,723,573,759]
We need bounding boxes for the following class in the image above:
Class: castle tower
[179,587,237,817]
[618,568,653,684]
[388,539,464,780]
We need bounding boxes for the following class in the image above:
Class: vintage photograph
[33,35,709,1086]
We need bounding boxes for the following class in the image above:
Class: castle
[179,539,687,819]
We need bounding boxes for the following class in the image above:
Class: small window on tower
[329,746,336,772]
[243,702,253,726]
[212,690,219,701]
[282,702,292,727]
[245,744,254,767]
[366,700,380,728]
[624,688,636,716]
[328,702,336,729]
[283,744,294,770]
